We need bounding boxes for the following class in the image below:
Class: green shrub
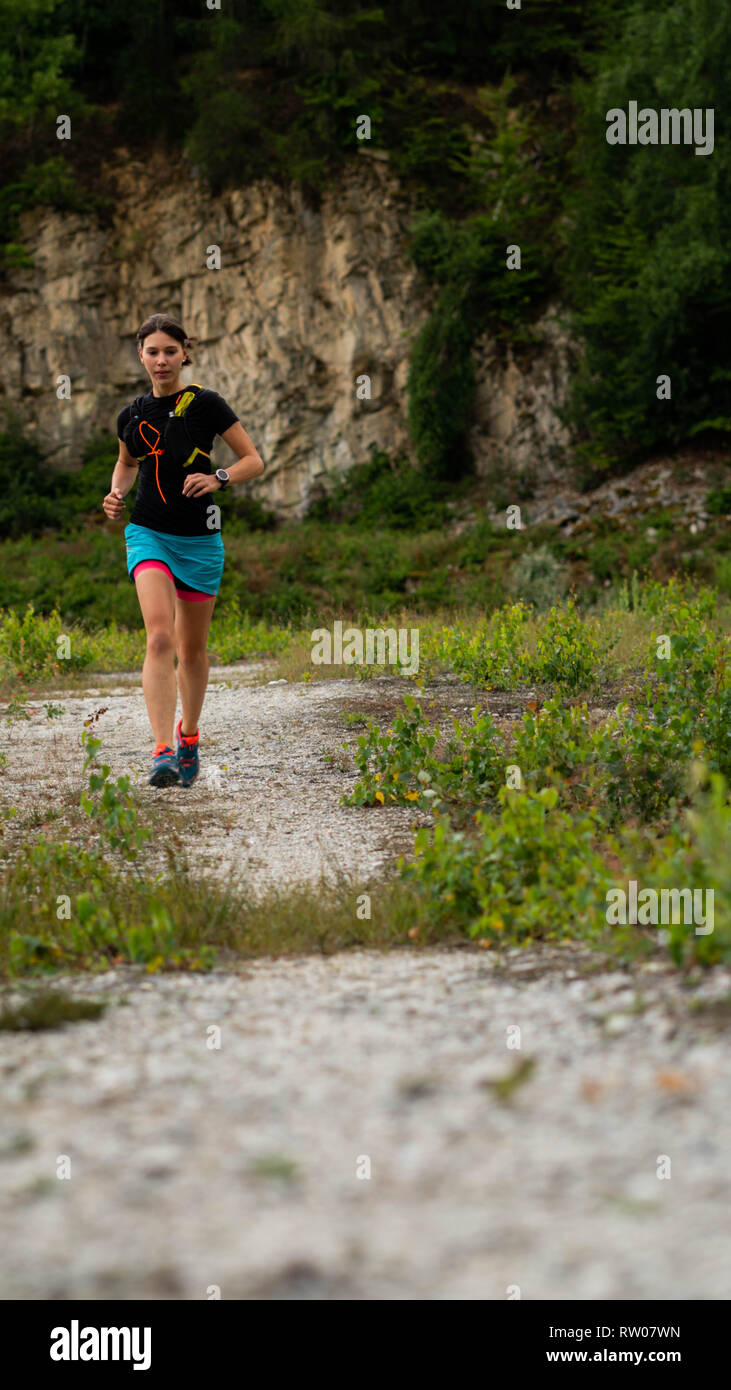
[404,76,561,482]
[306,449,450,531]
[619,771,730,966]
[0,603,93,682]
[342,694,506,816]
[0,990,106,1031]
[407,279,477,482]
[400,787,613,943]
[706,484,731,516]
[79,727,151,860]
[512,697,616,807]
[0,427,117,539]
[437,707,507,814]
[208,597,292,664]
[534,595,611,691]
[507,543,570,610]
[563,0,731,464]
[652,629,730,778]
[714,554,731,599]
[0,429,66,536]
[434,595,615,693]
[226,494,279,532]
[605,706,691,822]
[437,602,535,689]
[587,534,625,582]
[342,694,439,808]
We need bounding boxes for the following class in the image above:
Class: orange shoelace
[139,420,166,503]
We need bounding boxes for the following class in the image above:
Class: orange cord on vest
[139,420,166,503]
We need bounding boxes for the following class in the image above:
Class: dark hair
[136,313,196,367]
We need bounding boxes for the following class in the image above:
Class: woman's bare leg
[134,568,178,747]
[174,595,217,735]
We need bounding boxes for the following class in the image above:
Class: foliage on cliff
[563,0,731,474]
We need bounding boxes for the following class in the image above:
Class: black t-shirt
[116,386,239,536]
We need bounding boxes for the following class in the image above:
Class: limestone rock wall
[470,306,575,493]
[0,151,573,517]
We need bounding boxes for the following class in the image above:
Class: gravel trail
[0,664,430,891]
[0,668,729,1299]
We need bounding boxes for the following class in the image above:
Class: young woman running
[103,313,264,787]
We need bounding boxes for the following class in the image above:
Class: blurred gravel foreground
[1,947,729,1300]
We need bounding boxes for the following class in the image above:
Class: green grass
[0,839,433,978]
[0,990,106,1030]
[484,1058,538,1104]
[248,1155,302,1183]
[0,597,292,693]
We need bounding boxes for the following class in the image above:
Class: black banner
[0,1299,714,1377]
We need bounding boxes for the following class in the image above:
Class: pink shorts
[131,559,212,602]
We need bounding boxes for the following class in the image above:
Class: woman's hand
[182,473,221,499]
[103,488,126,520]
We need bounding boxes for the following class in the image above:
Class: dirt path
[1,668,729,1299]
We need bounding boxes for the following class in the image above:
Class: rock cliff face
[0,150,572,516]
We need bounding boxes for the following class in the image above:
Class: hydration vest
[122,383,212,504]
[122,382,213,468]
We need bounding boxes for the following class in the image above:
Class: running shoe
[149,743,181,787]
[175,718,200,787]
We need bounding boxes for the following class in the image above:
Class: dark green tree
[562,0,731,470]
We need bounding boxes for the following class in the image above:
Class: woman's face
[139,331,185,388]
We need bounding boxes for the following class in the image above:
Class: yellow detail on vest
[174,390,196,417]
[183,446,211,468]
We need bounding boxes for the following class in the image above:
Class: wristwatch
[215,469,230,489]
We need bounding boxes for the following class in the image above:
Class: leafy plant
[400,787,613,943]
[436,602,534,689]
[0,602,92,683]
[342,694,439,807]
[619,771,730,966]
[534,595,611,691]
[79,726,150,861]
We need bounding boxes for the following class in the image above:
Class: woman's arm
[181,422,266,498]
[102,437,139,519]
[218,421,265,483]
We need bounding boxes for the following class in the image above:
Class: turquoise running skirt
[124,523,225,596]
